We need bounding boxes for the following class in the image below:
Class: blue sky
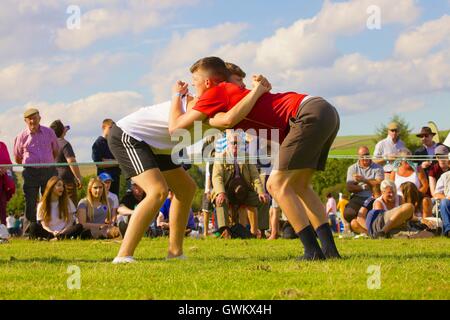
[0,0,449,161]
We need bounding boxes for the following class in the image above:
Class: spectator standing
[373,122,406,177]
[49,120,82,206]
[13,108,59,225]
[92,119,121,195]
[0,141,14,225]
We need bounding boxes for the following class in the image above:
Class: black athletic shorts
[107,124,180,179]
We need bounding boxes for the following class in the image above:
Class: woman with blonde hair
[77,177,119,239]
[29,176,83,240]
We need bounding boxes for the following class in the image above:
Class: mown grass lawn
[0,237,449,300]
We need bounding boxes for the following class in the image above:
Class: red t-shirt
[429,163,449,181]
[192,82,307,142]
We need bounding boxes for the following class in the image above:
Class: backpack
[230,224,252,239]
[226,165,250,205]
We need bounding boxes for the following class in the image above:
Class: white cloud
[54,0,199,50]
[0,52,136,104]
[143,22,250,102]
[254,0,419,70]
[143,0,427,113]
[395,15,450,58]
[0,91,145,162]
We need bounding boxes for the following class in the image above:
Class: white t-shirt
[108,192,119,209]
[6,216,15,229]
[37,200,76,232]
[116,97,209,154]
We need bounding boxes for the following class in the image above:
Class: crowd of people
[0,57,449,265]
[325,123,450,239]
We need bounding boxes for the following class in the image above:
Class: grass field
[1,237,449,300]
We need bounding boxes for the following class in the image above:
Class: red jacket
[0,173,15,201]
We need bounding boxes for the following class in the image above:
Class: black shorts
[107,125,180,179]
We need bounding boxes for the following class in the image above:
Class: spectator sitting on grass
[6,212,19,236]
[390,149,432,218]
[49,119,83,206]
[29,176,83,240]
[366,180,432,239]
[156,190,196,236]
[77,177,118,239]
[350,184,382,236]
[116,181,146,238]
[98,172,119,224]
[433,170,450,237]
[428,145,450,196]
[400,182,436,230]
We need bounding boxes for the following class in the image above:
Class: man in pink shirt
[14,108,59,224]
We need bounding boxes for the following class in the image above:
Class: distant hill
[330,130,449,156]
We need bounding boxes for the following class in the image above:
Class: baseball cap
[24,108,39,118]
[387,122,399,131]
[435,145,449,155]
[98,172,113,182]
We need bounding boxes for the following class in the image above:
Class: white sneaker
[166,254,187,261]
[112,256,136,264]
[339,231,354,239]
[354,233,368,239]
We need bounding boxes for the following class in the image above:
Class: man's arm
[13,136,23,164]
[208,75,271,129]
[50,131,59,160]
[212,163,226,195]
[117,204,134,216]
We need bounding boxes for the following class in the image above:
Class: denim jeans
[439,199,450,236]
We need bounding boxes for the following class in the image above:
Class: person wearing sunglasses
[373,122,406,179]
[414,126,444,176]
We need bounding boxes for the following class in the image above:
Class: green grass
[0,237,449,300]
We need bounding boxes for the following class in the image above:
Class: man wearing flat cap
[414,126,443,175]
[13,108,59,228]
[373,122,406,177]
